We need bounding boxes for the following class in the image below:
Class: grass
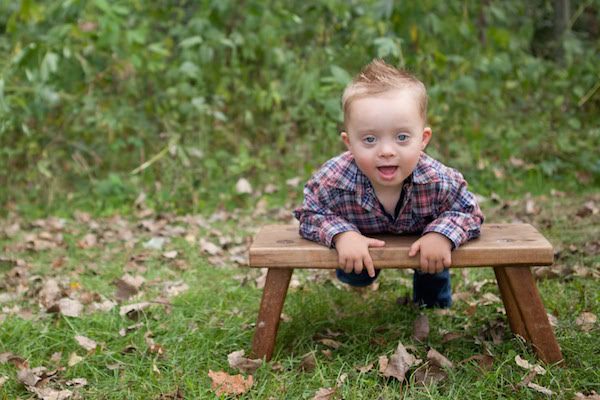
[0,190,599,399]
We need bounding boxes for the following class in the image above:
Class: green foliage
[0,0,599,213]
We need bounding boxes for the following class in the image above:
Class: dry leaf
[412,314,429,342]
[355,362,374,373]
[39,279,62,308]
[17,368,42,386]
[235,178,253,194]
[458,354,494,370]
[0,376,8,388]
[162,250,178,259]
[321,349,333,360]
[119,302,150,317]
[413,365,447,385]
[319,339,341,349]
[112,278,138,301]
[575,312,597,331]
[57,298,83,318]
[68,352,83,367]
[311,387,337,400]
[74,335,97,351]
[574,391,600,399]
[208,370,253,396]
[227,350,263,375]
[199,238,221,255]
[378,355,388,372]
[442,332,464,342]
[527,382,555,395]
[427,348,453,369]
[65,378,88,387]
[382,342,420,381]
[298,353,317,372]
[28,387,73,400]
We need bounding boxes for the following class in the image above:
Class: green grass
[1,191,599,399]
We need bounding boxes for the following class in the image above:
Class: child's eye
[396,134,409,142]
[363,136,376,144]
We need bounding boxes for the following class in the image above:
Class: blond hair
[341,59,427,130]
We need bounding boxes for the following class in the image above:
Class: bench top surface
[249,224,554,268]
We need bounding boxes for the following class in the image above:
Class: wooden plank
[502,267,563,365]
[249,224,554,268]
[494,267,529,340]
[250,268,293,361]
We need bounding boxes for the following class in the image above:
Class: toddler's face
[341,89,431,193]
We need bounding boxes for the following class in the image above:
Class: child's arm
[409,169,484,273]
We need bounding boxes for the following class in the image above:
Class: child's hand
[333,231,385,278]
[408,232,452,274]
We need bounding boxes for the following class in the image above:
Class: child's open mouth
[377,166,398,180]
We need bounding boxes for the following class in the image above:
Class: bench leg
[494,266,563,365]
[250,268,293,361]
[494,267,529,340]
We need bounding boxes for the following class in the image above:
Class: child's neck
[372,185,403,216]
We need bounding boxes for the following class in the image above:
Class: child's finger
[364,255,375,278]
[368,238,386,247]
[420,256,429,272]
[408,241,420,257]
[353,258,363,274]
[443,254,451,268]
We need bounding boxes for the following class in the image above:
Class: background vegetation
[1,0,599,215]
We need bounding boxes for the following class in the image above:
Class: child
[293,59,484,308]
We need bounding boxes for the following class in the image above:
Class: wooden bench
[248,224,563,365]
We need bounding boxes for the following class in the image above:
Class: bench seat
[248,224,563,365]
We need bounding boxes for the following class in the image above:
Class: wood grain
[249,224,554,268]
[250,268,294,361]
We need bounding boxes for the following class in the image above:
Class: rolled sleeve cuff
[423,220,467,251]
[322,221,359,248]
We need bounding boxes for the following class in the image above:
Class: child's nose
[379,142,396,158]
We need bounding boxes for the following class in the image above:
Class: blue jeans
[335,268,452,308]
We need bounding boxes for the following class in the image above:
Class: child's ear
[340,132,352,151]
[420,128,432,150]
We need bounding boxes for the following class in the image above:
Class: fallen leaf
[77,233,97,249]
[298,353,317,372]
[65,378,88,387]
[68,352,83,367]
[57,298,83,318]
[321,349,333,360]
[142,237,165,250]
[412,314,429,342]
[235,178,253,194]
[355,362,374,373]
[527,382,555,395]
[162,250,178,259]
[311,387,337,400]
[17,368,41,386]
[74,335,97,351]
[28,387,73,400]
[199,238,221,255]
[575,312,597,331]
[378,355,388,373]
[442,332,464,342]
[112,278,139,301]
[458,354,494,370]
[318,339,341,349]
[413,365,447,385]
[39,279,62,308]
[574,391,600,399]
[208,370,253,396]
[0,376,8,388]
[427,348,453,369]
[227,350,263,375]
[337,373,347,386]
[516,370,538,389]
[382,342,420,381]
[119,302,150,317]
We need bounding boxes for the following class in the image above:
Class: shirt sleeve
[292,172,359,248]
[422,169,484,250]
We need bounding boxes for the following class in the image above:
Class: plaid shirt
[293,151,484,249]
